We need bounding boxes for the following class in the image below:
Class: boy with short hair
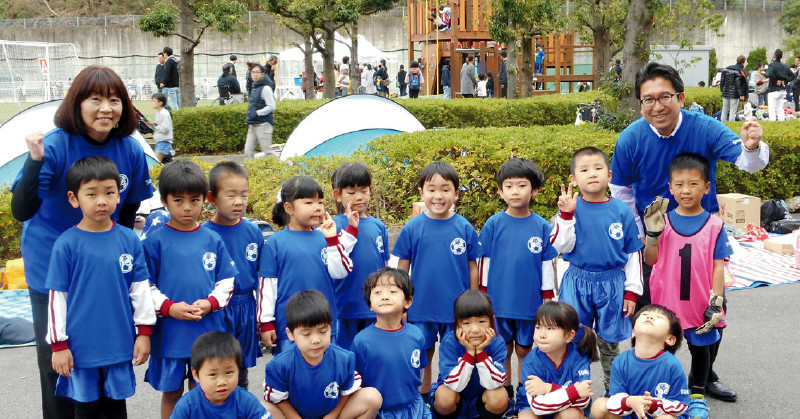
[391,161,482,401]
[203,161,264,388]
[550,147,644,393]
[143,160,239,419]
[351,267,431,418]
[479,158,558,413]
[46,156,156,417]
[171,332,269,418]
[643,153,732,419]
[263,290,382,419]
[591,305,690,419]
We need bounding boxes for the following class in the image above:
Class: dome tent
[0,100,160,186]
[280,94,425,160]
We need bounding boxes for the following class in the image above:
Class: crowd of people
[9,60,771,419]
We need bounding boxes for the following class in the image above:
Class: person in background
[406,61,425,99]
[753,62,768,107]
[375,59,390,98]
[162,46,180,110]
[499,51,508,98]
[398,64,408,97]
[719,55,747,121]
[767,48,795,121]
[486,71,494,98]
[150,92,173,164]
[229,55,238,78]
[245,60,254,95]
[441,59,451,99]
[340,56,352,96]
[792,57,800,112]
[460,54,478,98]
[265,55,278,83]
[244,64,277,158]
[154,52,165,94]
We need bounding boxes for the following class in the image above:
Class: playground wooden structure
[407,0,595,97]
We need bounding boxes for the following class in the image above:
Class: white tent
[0,100,160,186]
[280,94,425,160]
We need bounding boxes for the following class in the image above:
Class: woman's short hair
[54,66,137,138]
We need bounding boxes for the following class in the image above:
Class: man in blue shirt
[609,62,769,404]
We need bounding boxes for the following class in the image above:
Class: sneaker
[687,395,710,419]
[502,400,517,418]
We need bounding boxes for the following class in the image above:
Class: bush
[684,86,722,115]
[0,187,22,263]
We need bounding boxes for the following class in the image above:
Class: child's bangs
[534,302,572,330]
[293,177,324,200]
[334,162,372,189]
[453,290,494,322]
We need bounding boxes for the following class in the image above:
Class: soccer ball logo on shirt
[654,382,670,398]
[375,236,384,254]
[119,253,133,273]
[246,243,258,261]
[608,223,624,240]
[450,238,467,255]
[119,174,129,193]
[202,252,217,271]
[527,237,543,253]
[323,381,339,399]
[320,249,329,265]
[410,349,421,368]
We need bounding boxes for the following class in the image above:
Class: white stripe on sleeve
[129,281,156,326]
[256,276,278,324]
[46,290,68,345]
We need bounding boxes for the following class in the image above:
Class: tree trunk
[348,21,360,94]
[506,35,519,99]
[322,27,336,99]
[178,0,195,107]
[593,27,611,87]
[521,36,533,97]
[621,0,654,113]
[303,37,316,100]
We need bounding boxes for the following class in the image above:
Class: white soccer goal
[0,40,81,121]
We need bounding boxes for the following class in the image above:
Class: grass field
[0,99,217,126]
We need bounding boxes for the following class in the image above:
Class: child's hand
[261,330,277,348]
[345,202,360,228]
[626,393,653,419]
[455,327,474,354]
[133,335,151,366]
[475,327,495,354]
[168,302,202,321]
[574,380,593,399]
[191,299,213,317]
[525,375,552,396]
[319,212,337,238]
[52,348,74,377]
[623,299,636,318]
[557,183,579,214]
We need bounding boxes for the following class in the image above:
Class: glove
[695,292,725,334]
[643,196,669,246]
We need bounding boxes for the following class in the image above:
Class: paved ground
[1,282,798,418]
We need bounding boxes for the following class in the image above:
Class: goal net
[0,40,81,123]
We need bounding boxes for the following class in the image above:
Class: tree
[745,47,767,73]
[489,0,564,99]
[780,0,800,59]
[342,0,402,94]
[569,0,627,86]
[138,0,247,108]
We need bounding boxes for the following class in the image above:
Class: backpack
[409,72,421,90]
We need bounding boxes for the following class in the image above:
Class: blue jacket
[441,65,451,86]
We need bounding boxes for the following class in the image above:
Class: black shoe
[706,380,737,402]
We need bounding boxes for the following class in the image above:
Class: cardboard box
[764,235,795,255]
[717,193,761,230]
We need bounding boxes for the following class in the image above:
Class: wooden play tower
[407,0,595,97]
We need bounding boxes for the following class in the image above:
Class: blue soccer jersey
[391,214,482,322]
[516,343,592,415]
[480,211,558,320]
[171,386,269,419]
[45,224,154,368]
[610,109,743,214]
[257,227,356,343]
[144,225,238,358]
[606,349,690,418]
[333,214,389,320]
[203,219,264,294]
[264,343,362,418]
[351,323,427,409]
[140,209,169,241]
[433,331,507,400]
[14,129,153,293]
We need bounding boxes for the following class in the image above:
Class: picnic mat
[0,289,35,348]
[726,240,800,290]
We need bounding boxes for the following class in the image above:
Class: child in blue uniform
[144,161,239,418]
[432,290,508,419]
[257,176,359,354]
[591,305,690,419]
[391,161,482,400]
[171,332,269,418]
[263,290,382,418]
[550,147,643,392]
[203,161,264,388]
[351,267,431,418]
[46,156,156,418]
[479,158,558,412]
[643,154,732,419]
[331,162,389,350]
[516,301,598,418]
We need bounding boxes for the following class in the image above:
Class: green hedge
[0,188,21,262]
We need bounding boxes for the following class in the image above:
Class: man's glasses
[639,92,680,107]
